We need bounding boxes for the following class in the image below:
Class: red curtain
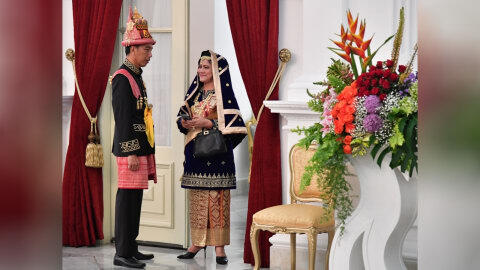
[62,0,122,246]
[226,0,281,267]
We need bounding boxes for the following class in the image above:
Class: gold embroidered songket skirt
[189,189,230,246]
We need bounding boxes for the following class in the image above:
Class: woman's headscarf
[177,50,247,146]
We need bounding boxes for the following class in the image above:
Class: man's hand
[128,155,139,171]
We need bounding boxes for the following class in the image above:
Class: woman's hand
[190,116,213,129]
[181,118,195,129]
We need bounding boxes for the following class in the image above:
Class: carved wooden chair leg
[290,233,296,270]
[250,223,261,270]
[325,229,335,270]
[307,229,317,270]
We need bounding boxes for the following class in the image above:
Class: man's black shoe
[134,251,154,260]
[113,255,146,269]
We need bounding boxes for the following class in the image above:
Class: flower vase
[329,153,417,270]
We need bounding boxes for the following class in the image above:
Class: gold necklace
[192,90,214,115]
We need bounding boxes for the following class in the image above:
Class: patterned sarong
[116,154,157,189]
[189,189,230,246]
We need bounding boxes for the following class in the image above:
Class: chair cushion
[252,204,334,230]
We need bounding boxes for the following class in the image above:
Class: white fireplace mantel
[263,100,319,131]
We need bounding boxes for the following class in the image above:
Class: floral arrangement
[294,8,418,233]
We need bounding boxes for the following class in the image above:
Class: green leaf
[404,115,417,154]
[409,156,416,176]
[371,143,382,159]
[328,47,344,52]
[401,152,412,172]
[376,147,391,168]
[349,51,359,78]
[389,124,405,149]
[390,148,402,168]
[398,117,407,133]
[368,134,376,146]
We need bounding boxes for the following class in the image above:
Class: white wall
[62,0,74,97]
[62,0,74,171]
[189,0,214,80]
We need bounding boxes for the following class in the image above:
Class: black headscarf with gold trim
[176,50,247,148]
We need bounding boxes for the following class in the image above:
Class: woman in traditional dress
[176,50,247,265]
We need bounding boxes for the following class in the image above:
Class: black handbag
[193,127,227,158]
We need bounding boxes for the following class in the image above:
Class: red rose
[398,65,407,73]
[376,61,383,69]
[389,73,399,82]
[379,94,387,101]
[382,80,390,89]
[371,79,378,86]
[371,87,380,95]
[382,69,391,78]
[369,65,376,71]
[386,59,394,68]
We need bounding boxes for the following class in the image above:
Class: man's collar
[124,58,141,75]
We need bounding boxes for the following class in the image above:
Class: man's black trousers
[115,188,143,257]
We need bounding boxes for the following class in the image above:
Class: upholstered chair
[250,145,335,270]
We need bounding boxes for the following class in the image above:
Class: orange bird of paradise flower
[329,10,395,77]
[329,10,374,71]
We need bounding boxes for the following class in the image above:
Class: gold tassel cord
[66,48,104,168]
[256,48,291,124]
[248,49,291,182]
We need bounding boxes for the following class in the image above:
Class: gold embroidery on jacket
[133,124,146,132]
[120,139,140,152]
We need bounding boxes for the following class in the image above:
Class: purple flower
[364,95,381,114]
[404,73,417,85]
[363,113,383,133]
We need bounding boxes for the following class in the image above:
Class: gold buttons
[219,67,222,71]
[226,83,230,87]
[228,100,232,104]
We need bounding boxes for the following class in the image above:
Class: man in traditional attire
[111,7,157,269]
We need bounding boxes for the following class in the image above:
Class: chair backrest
[289,144,326,203]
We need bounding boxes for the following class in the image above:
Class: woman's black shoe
[216,256,228,265]
[177,246,206,259]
